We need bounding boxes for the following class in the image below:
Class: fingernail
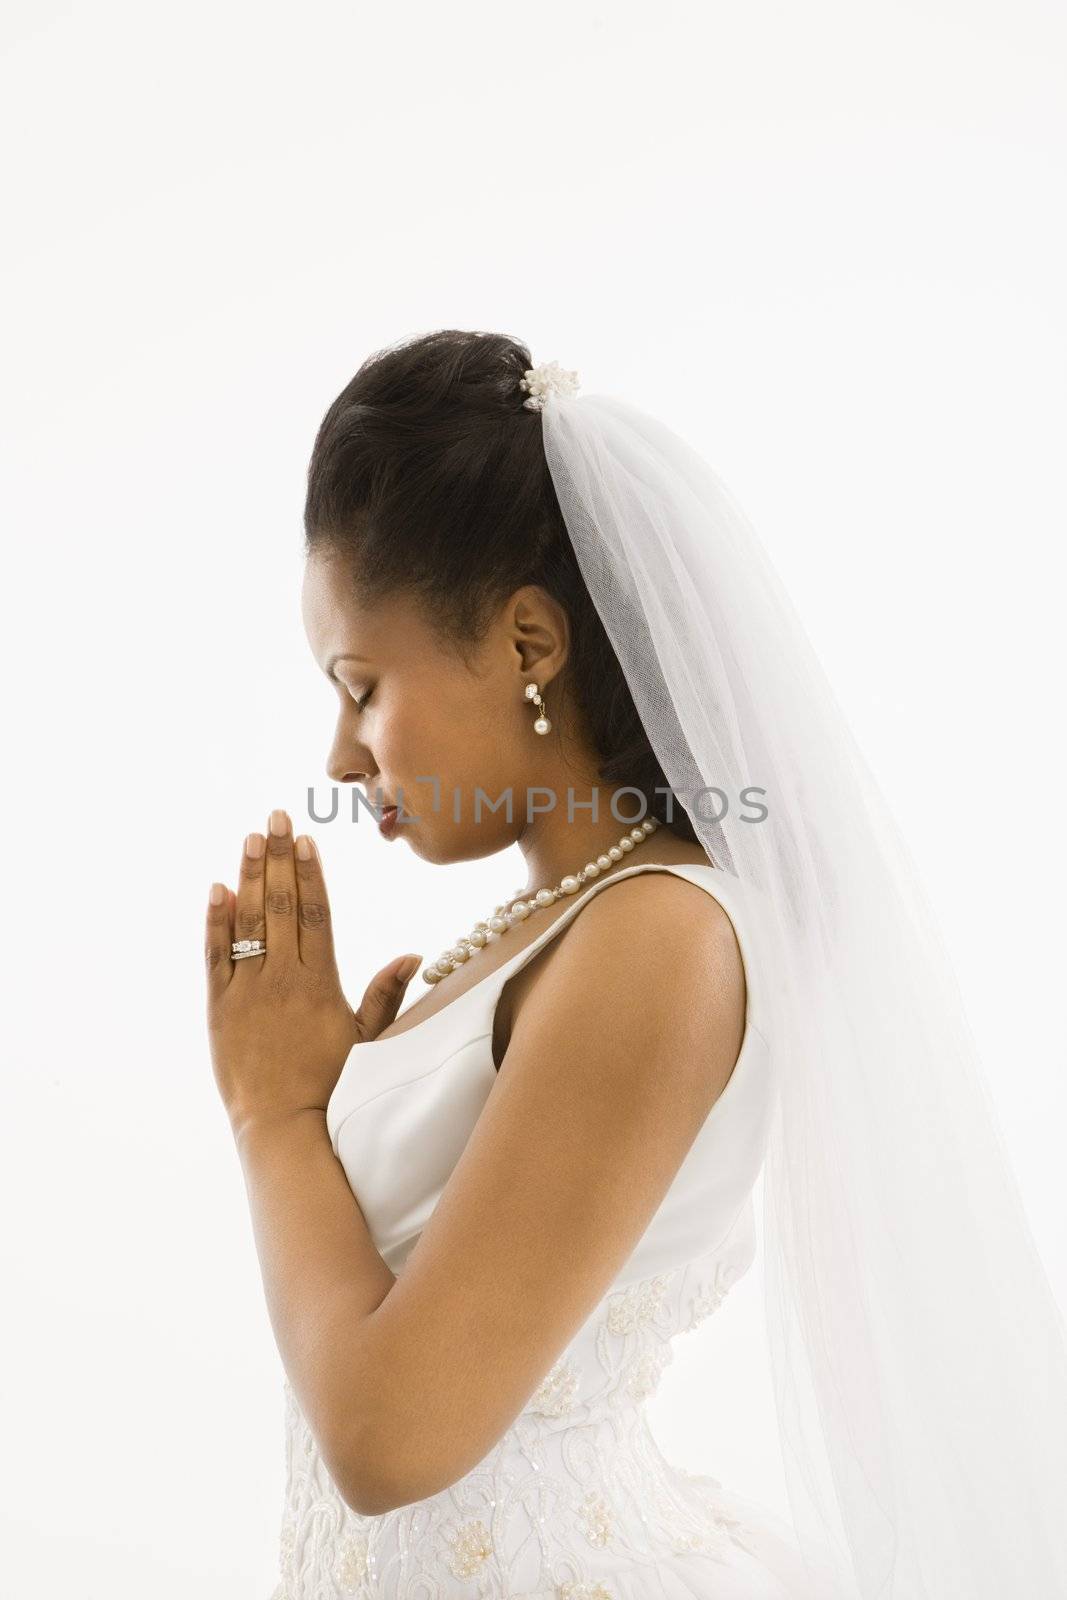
[246,833,265,859]
[295,835,312,860]
[209,883,226,905]
[270,809,290,837]
[398,955,422,983]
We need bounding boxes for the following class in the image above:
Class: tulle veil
[537,381,1067,1598]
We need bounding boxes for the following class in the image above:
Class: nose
[327,747,376,786]
[327,734,373,787]
[327,704,377,787]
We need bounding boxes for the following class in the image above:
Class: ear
[505,584,570,686]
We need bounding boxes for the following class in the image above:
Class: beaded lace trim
[272,1253,752,1598]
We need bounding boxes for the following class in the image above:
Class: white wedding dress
[271,861,839,1600]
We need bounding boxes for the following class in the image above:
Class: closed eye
[353,686,374,712]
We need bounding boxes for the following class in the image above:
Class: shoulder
[498,867,747,1082]
[562,867,744,994]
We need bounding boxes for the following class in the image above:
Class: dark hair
[303,328,697,842]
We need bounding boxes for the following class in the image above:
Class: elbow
[312,1421,391,1519]
[336,1425,458,1518]
[334,1426,411,1519]
[340,1467,420,1519]
[340,1475,398,1519]
[335,1444,394,1518]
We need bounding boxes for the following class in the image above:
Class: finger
[353,955,423,1039]
[234,832,267,969]
[205,881,234,995]
[293,834,337,972]
[264,808,299,966]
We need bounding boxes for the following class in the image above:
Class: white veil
[538,384,1067,1597]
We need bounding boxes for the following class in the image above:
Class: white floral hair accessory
[518,360,581,412]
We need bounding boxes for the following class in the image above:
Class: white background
[2,2,1064,1595]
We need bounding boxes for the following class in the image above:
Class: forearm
[233,1108,397,1497]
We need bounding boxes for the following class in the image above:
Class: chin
[400,819,515,867]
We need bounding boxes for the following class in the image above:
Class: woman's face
[301,548,566,865]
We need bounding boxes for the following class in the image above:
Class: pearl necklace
[421,816,662,985]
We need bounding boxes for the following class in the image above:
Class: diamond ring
[231,939,267,961]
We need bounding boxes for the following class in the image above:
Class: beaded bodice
[270,862,778,1600]
[273,1211,759,1599]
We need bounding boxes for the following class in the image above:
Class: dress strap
[484,859,769,1044]
[490,859,725,984]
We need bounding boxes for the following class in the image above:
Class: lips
[359,787,396,815]
[378,805,399,838]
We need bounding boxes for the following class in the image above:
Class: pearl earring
[524,681,551,735]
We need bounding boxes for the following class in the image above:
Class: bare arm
[347,872,747,1514]
[220,853,744,1519]
[205,811,416,1514]
[234,1107,397,1506]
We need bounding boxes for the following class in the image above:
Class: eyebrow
[325,653,373,680]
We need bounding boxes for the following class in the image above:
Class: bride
[205,329,1067,1599]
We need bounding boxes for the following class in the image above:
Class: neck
[512,790,687,900]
